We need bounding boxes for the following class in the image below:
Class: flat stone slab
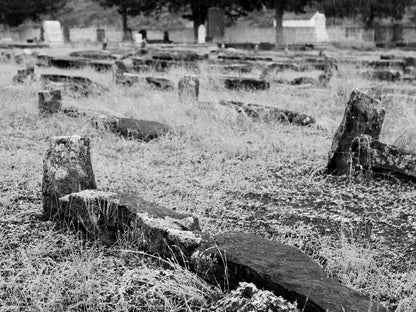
[62,106,171,142]
[115,117,172,142]
[193,232,388,312]
[59,190,201,256]
[224,78,270,91]
[219,101,316,126]
[145,77,174,91]
[41,74,108,97]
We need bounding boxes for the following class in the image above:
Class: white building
[277,11,329,44]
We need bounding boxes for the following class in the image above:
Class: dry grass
[0,48,416,311]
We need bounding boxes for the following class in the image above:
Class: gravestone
[134,32,143,45]
[97,28,105,43]
[42,21,64,47]
[198,25,206,44]
[208,7,225,42]
[42,135,97,220]
[38,89,62,115]
[178,75,200,102]
[63,26,71,43]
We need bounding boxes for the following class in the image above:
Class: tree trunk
[274,0,285,47]
[191,5,207,43]
[121,6,130,41]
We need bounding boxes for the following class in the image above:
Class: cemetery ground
[0,47,416,311]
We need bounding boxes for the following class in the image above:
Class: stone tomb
[42,21,64,47]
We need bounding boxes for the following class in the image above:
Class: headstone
[97,28,105,43]
[134,32,143,45]
[42,21,64,47]
[38,89,62,115]
[139,29,147,40]
[42,135,97,220]
[207,8,225,41]
[163,31,170,43]
[198,25,206,44]
[12,65,36,83]
[178,75,200,102]
[328,89,385,175]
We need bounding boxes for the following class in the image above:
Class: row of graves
[5,42,416,311]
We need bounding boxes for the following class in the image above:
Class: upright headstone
[97,28,105,43]
[134,32,143,45]
[42,135,97,220]
[207,8,225,42]
[178,75,200,103]
[63,26,71,43]
[197,25,206,44]
[42,21,64,47]
[38,89,63,115]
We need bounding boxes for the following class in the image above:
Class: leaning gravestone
[38,89,62,115]
[42,135,97,220]
[328,89,385,175]
[178,75,200,102]
[42,21,64,47]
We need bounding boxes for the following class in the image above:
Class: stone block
[59,191,201,256]
[145,77,174,91]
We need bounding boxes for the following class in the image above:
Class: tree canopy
[0,0,65,27]
[93,0,159,35]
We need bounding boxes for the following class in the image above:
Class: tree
[321,0,413,26]
[166,0,260,42]
[93,0,159,40]
[0,0,65,27]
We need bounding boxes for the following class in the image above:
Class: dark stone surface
[328,89,385,175]
[42,136,97,220]
[193,232,388,312]
[38,89,62,115]
[145,77,174,91]
[224,78,270,91]
[41,74,108,97]
[115,117,172,142]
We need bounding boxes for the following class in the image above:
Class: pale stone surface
[42,136,96,220]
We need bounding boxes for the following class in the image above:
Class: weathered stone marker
[38,89,63,115]
[12,65,36,83]
[328,89,385,175]
[178,75,200,102]
[42,136,97,220]
[224,78,270,91]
